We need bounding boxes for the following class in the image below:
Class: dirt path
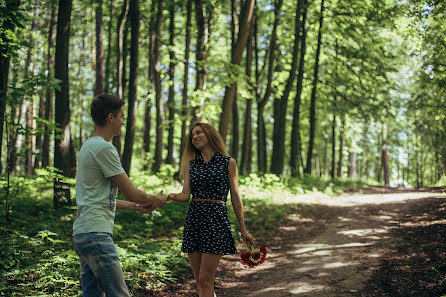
[212,190,446,297]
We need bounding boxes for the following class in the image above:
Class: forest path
[212,189,446,297]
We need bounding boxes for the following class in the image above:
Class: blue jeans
[73,232,131,297]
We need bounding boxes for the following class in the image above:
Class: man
[72,94,166,296]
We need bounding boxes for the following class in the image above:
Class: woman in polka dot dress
[167,122,254,297]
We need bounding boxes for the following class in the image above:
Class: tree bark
[337,116,345,177]
[179,0,193,164]
[240,11,254,175]
[271,0,303,175]
[166,2,175,165]
[122,0,139,175]
[305,0,325,174]
[290,0,308,177]
[152,0,164,173]
[104,0,114,93]
[229,0,240,159]
[94,0,104,96]
[54,0,75,207]
[382,123,390,186]
[257,0,283,173]
[330,110,336,179]
[113,0,129,156]
[219,0,255,142]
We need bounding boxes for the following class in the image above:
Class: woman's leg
[198,253,222,297]
[188,253,202,294]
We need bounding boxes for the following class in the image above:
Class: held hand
[138,204,157,213]
[156,191,167,209]
[241,230,255,248]
[167,193,175,201]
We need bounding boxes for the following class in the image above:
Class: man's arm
[111,172,166,207]
[116,199,156,213]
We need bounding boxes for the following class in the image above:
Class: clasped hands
[138,190,168,213]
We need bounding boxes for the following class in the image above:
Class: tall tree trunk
[122,0,139,175]
[330,111,336,179]
[382,123,390,186]
[104,0,114,93]
[179,0,192,163]
[219,0,255,142]
[257,0,283,173]
[271,0,303,175]
[54,0,75,207]
[229,0,240,159]
[240,10,254,175]
[348,151,357,179]
[166,2,175,165]
[143,0,156,170]
[323,127,328,177]
[152,0,164,173]
[305,0,325,174]
[113,0,129,156]
[0,0,21,172]
[191,0,210,122]
[337,116,345,177]
[94,0,104,96]
[290,0,308,177]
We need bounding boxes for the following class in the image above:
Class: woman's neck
[200,147,215,163]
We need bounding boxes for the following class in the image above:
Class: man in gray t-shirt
[72,94,166,297]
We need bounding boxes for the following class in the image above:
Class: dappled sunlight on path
[215,192,446,297]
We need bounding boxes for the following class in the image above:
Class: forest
[0,0,445,296]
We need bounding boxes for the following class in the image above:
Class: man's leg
[73,233,130,297]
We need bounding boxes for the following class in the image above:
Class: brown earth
[150,187,446,297]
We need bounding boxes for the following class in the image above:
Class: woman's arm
[167,162,191,203]
[228,158,254,246]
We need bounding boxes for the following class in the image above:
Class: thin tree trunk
[166,2,175,165]
[152,0,164,173]
[290,0,307,177]
[54,0,75,207]
[179,0,192,164]
[271,0,303,175]
[337,116,345,178]
[382,123,389,186]
[240,11,254,175]
[122,0,139,175]
[191,0,210,122]
[94,0,104,96]
[257,0,283,173]
[104,0,114,93]
[219,0,255,142]
[230,0,240,159]
[305,0,325,174]
[330,111,336,179]
[113,0,129,156]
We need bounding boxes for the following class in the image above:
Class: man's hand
[138,204,157,213]
[156,191,167,209]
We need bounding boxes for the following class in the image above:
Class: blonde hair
[179,122,229,179]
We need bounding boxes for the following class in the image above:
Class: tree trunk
[104,0,114,93]
[337,116,345,178]
[330,111,336,179]
[348,151,357,179]
[219,0,255,142]
[54,0,75,207]
[229,0,240,159]
[94,0,104,96]
[42,0,56,168]
[180,0,192,163]
[240,11,254,175]
[0,0,21,172]
[151,0,164,173]
[382,123,390,186]
[257,0,283,173]
[305,0,325,175]
[290,0,308,177]
[122,0,139,175]
[271,0,303,175]
[113,0,129,156]
[166,2,175,165]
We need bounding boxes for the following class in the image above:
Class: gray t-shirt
[73,136,125,236]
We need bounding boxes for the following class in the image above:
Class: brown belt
[192,198,226,204]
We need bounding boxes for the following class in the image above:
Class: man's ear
[107,112,114,122]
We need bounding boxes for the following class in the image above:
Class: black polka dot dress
[182,152,237,255]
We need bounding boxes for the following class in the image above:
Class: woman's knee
[198,273,212,288]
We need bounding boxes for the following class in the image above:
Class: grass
[0,169,363,296]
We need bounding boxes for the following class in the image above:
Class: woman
[167,122,254,297]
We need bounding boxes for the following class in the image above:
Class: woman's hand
[241,230,255,248]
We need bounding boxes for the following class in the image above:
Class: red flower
[240,245,267,267]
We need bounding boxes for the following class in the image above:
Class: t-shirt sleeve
[95,146,126,178]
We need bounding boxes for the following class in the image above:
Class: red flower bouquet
[240,244,267,267]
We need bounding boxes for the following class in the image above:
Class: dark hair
[90,94,125,126]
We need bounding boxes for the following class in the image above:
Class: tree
[122,0,139,175]
[94,0,104,96]
[305,0,325,175]
[54,0,76,207]
[166,1,176,165]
